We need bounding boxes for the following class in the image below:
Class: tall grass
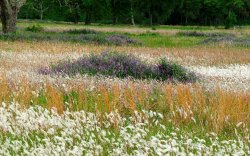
[0,77,249,134]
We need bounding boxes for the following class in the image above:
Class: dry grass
[0,40,249,66]
[17,21,250,35]
[0,76,248,133]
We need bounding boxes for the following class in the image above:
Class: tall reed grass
[0,77,249,133]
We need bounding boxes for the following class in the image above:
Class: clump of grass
[39,52,197,83]
[25,24,44,32]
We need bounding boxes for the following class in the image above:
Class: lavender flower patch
[39,52,196,83]
[0,32,140,46]
[64,29,98,34]
[105,35,141,46]
[177,31,233,37]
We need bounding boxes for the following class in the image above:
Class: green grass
[0,27,204,48]
[0,20,249,48]
[16,20,250,31]
[133,33,204,48]
[14,20,220,30]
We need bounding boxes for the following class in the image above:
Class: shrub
[25,24,44,32]
[151,27,157,30]
[39,52,197,83]
[157,59,195,82]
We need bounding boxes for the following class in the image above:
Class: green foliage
[225,11,237,29]
[25,24,44,32]
[18,0,250,26]
[179,0,202,25]
[151,27,157,30]
[158,58,197,82]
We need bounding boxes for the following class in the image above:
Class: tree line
[19,0,250,26]
[1,0,250,34]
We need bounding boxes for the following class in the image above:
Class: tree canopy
[17,0,250,26]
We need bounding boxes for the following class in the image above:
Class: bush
[39,52,197,83]
[151,27,157,30]
[157,59,195,82]
[25,24,44,32]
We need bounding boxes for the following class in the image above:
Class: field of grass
[0,21,249,155]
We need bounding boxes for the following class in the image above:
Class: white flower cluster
[190,64,250,91]
[0,103,248,155]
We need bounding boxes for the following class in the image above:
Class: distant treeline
[19,0,250,28]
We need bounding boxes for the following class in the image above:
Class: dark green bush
[25,24,44,32]
[151,27,157,30]
[157,59,196,82]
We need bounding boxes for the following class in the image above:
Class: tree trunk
[112,15,116,24]
[111,0,117,25]
[0,5,17,34]
[85,15,91,25]
[40,11,43,20]
[85,11,91,25]
[0,0,26,34]
[130,0,135,26]
[131,13,135,26]
[150,13,153,27]
[149,0,153,27]
[185,15,188,25]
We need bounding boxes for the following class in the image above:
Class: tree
[27,0,51,20]
[138,0,177,26]
[180,0,201,25]
[222,0,244,28]
[0,0,26,33]
[129,0,135,25]
[7,0,250,26]
[107,0,130,24]
[64,0,82,23]
[80,0,96,25]
[201,0,223,25]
